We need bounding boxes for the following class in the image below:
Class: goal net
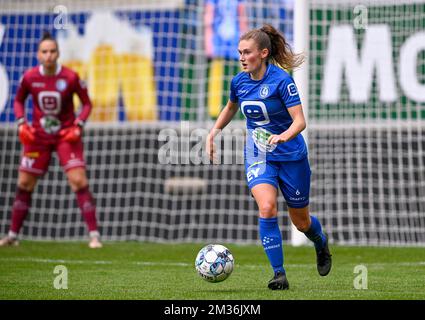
[0,0,424,246]
[0,0,294,244]
[308,0,425,245]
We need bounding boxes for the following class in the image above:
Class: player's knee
[17,177,37,192]
[68,175,88,191]
[294,220,310,232]
[258,202,277,218]
[17,182,35,192]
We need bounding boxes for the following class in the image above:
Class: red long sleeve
[74,77,92,122]
[13,76,29,120]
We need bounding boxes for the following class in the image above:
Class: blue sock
[259,217,285,275]
[304,215,326,250]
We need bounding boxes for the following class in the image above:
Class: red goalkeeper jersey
[14,64,92,143]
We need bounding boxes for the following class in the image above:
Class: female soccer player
[0,32,102,248]
[206,24,332,290]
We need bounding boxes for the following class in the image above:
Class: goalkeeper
[0,31,102,249]
[207,24,331,290]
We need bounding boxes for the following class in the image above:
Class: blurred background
[0,0,424,246]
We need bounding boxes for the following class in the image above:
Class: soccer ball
[195,244,234,283]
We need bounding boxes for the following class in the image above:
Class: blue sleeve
[229,77,238,103]
[278,76,301,108]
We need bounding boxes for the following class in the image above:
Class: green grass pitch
[0,241,424,300]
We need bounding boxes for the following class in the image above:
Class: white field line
[0,257,113,265]
[1,257,425,268]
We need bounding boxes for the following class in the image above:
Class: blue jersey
[230,64,307,162]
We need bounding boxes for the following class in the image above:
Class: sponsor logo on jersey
[38,91,62,115]
[241,101,270,125]
[259,85,270,98]
[251,127,277,153]
[31,82,45,88]
[56,79,67,91]
[287,83,298,96]
[40,115,61,134]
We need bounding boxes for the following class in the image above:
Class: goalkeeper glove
[59,119,84,143]
[17,118,36,145]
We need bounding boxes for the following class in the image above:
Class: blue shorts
[244,157,311,208]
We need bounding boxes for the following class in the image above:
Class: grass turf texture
[0,241,424,300]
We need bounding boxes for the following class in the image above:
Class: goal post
[291,0,310,246]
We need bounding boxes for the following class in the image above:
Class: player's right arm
[207,75,240,162]
[14,74,35,145]
[206,99,239,163]
[13,75,29,121]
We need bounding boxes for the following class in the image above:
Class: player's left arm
[59,75,92,143]
[268,104,306,145]
[268,76,306,145]
[73,75,92,126]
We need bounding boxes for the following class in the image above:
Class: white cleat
[88,237,103,249]
[0,236,19,247]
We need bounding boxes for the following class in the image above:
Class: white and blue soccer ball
[195,244,234,283]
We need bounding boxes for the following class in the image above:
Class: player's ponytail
[240,24,304,71]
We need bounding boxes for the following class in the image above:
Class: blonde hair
[240,24,304,70]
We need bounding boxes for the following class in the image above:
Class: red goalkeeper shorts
[19,138,86,176]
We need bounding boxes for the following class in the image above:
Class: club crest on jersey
[56,79,67,92]
[259,85,270,99]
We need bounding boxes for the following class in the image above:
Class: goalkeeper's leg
[59,140,102,248]
[66,167,102,249]
[0,172,38,246]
